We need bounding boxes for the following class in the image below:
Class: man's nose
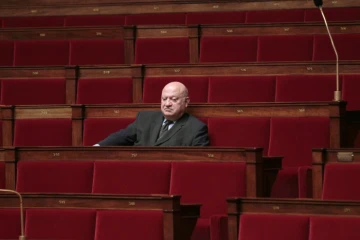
[165,99,172,105]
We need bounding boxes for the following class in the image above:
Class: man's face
[161,85,189,121]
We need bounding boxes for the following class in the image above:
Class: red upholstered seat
[16,161,94,193]
[322,163,360,201]
[83,118,135,146]
[208,117,270,155]
[0,161,5,188]
[65,15,125,26]
[143,77,209,103]
[25,209,96,240]
[14,40,69,66]
[170,162,246,216]
[313,34,360,61]
[342,75,360,111]
[200,36,258,63]
[0,41,14,66]
[310,216,360,240]
[3,16,64,28]
[275,75,337,102]
[95,210,163,240]
[135,38,189,64]
[93,161,171,194]
[186,12,246,24]
[305,7,360,22]
[125,13,186,25]
[14,119,72,146]
[0,209,21,239]
[208,76,276,103]
[239,214,309,240]
[245,9,305,23]
[269,117,330,198]
[170,162,246,240]
[76,78,133,104]
[258,35,313,62]
[70,39,125,65]
[1,78,66,105]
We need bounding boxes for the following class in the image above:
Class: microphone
[0,189,26,240]
[313,0,341,101]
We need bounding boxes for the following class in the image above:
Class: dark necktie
[158,120,173,140]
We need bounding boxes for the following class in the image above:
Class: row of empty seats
[1,8,360,27]
[0,194,197,240]
[1,33,359,65]
[4,74,351,107]
[228,197,360,240]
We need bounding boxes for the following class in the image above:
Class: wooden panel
[144,62,360,76]
[201,22,360,36]
[84,102,344,118]
[0,27,125,40]
[0,1,359,17]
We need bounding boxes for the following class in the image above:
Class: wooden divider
[0,0,359,17]
[227,197,360,240]
[0,193,200,240]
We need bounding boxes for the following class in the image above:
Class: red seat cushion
[208,117,271,155]
[258,35,313,62]
[83,118,135,146]
[65,15,125,26]
[0,209,21,239]
[313,34,360,61]
[200,36,258,63]
[310,216,360,240]
[186,12,246,24]
[70,39,125,65]
[208,76,275,102]
[0,41,14,66]
[135,38,189,64]
[342,75,360,111]
[239,214,309,240]
[246,9,305,23]
[26,209,96,240]
[191,218,210,240]
[3,16,65,28]
[76,78,133,104]
[269,117,330,168]
[125,13,185,25]
[322,163,360,201]
[143,77,209,103]
[305,7,360,22]
[14,119,72,146]
[1,78,66,105]
[93,161,171,194]
[95,210,163,240]
[170,162,246,218]
[16,161,94,193]
[14,40,69,66]
[275,75,337,102]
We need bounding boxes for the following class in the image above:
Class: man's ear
[185,97,190,107]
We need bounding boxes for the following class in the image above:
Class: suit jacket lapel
[155,113,189,146]
[150,112,164,145]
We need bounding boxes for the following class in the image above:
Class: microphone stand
[0,189,27,240]
[317,6,341,101]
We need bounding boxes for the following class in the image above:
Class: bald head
[161,82,190,121]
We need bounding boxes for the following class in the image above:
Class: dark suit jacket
[98,111,209,146]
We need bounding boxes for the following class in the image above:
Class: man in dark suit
[95,81,209,146]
